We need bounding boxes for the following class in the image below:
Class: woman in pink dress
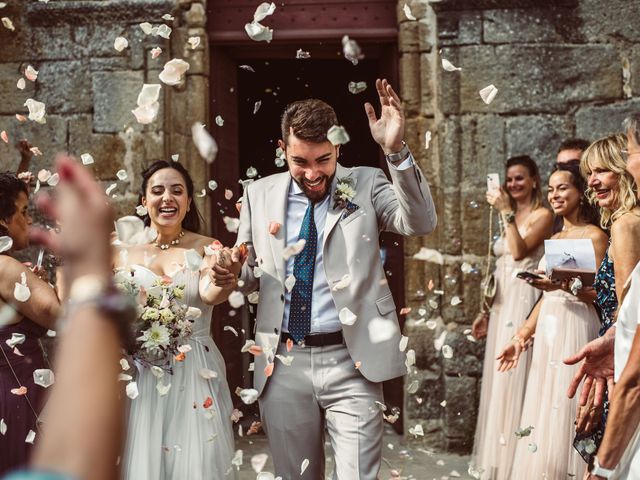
[470,156,554,480]
[496,163,608,479]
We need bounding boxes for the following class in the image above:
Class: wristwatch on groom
[590,456,615,479]
[385,141,410,166]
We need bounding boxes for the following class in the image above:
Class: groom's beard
[292,173,335,202]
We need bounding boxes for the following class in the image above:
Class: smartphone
[516,271,544,281]
[487,173,500,193]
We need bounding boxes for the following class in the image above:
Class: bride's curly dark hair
[0,172,28,239]
[137,160,204,233]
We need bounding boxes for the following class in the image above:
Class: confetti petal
[0,236,13,253]
[332,274,351,291]
[441,58,461,71]
[184,249,202,271]
[275,354,294,366]
[116,169,128,181]
[282,239,305,260]
[14,272,30,302]
[442,345,453,359]
[223,216,240,233]
[348,81,367,94]
[0,419,6,435]
[135,204,148,216]
[80,153,94,165]
[338,307,357,326]
[6,333,24,348]
[268,221,281,235]
[403,3,417,20]
[327,125,350,145]
[25,430,35,444]
[228,291,245,308]
[215,115,224,126]
[191,122,218,163]
[156,382,171,396]
[114,36,128,52]
[301,459,309,475]
[413,247,444,264]
[342,35,363,65]
[33,369,54,388]
[399,335,409,352]
[251,453,269,473]
[115,216,157,245]
[126,381,139,399]
[284,274,296,292]
[16,78,25,90]
[24,99,46,124]
[199,368,218,379]
[151,47,162,58]
[159,58,190,86]
[2,17,15,31]
[188,36,200,49]
[296,49,310,59]
[24,65,38,82]
[244,22,273,43]
[238,388,259,405]
[368,317,398,343]
[479,84,498,104]
[11,386,27,396]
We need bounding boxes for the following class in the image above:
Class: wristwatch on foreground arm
[590,456,615,479]
[385,141,411,166]
[67,274,137,352]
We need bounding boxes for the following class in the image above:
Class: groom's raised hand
[364,78,405,154]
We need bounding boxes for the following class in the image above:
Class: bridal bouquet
[114,269,201,371]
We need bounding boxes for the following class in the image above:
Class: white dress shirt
[281,157,414,335]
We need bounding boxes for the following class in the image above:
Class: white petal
[223,325,239,336]
[159,58,190,86]
[284,274,296,292]
[240,340,256,353]
[412,247,444,264]
[228,291,245,309]
[184,249,202,271]
[253,100,262,114]
[161,14,174,21]
[403,4,416,20]
[120,358,130,370]
[368,317,398,343]
[300,459,309,475]
[296,49,311,59]
[80,153,94,165]
[425,131,432,150]
[25,429,36,444]
[16,78,25,90]
[256,474,274,480]
[348,81,367,94]
[2,17,15,31]
[282,239,305,260]
[150,47,162,59]
[253,2,276,22]
[223,216,240,233]
[244,22,273,43]
[0,236,13,253]
[139,22,153,35]
[126,381,139,399]
[238,388,259,405]
[441,58,462,72]
[6,333,25,348]
[215,115,224,126]
[342,35,363,65]
[156,24,172,39]
[442,345,454,359]
[247,291,259,304]
[479,84,498,104]
[332,274,351,291]
[338,307,357,326]
[114,36,128,52]
[105,183,117,195]
[327,125,350,145]
[251,452,269,473]
[199,368,218,379]
[150,366,164,379]
[116,169,128,181]
[208,180,218,191]
[135,205,147,216]
[451,296,462,306]
[191,122,218,163]
[275,354,294,366]
[399,335,409,352]
[33,369,54,388]
[0,419,6,435]
[131,102,159,124]
[24,99,46,124]
[188,36,200,49]
[114,215,146,245]
[14,273,30,302]
[156,382,171,396]
[25,65,38,82]
[231,449,243,467]
[137,83,161,107]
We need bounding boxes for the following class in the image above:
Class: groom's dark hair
[281,98,338,145]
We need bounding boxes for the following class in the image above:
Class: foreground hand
[486,188,511,212]
[364,78,404,154]
[575,383,603,434]
[496,340,523,372]
[30,154,114,282]
[471,311,489,339]
[206,247,241,288]
[527,275,561,292]
[565,331,615,406]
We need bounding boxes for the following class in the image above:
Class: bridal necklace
[153,231,185,250]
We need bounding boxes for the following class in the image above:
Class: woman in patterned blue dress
[575,134,640,464]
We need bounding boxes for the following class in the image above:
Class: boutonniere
[333,177,357,209]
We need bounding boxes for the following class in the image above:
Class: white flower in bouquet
[159,308,175,324]
[137,322,171,353]
[141,307,160,321]
[173,286,185,299]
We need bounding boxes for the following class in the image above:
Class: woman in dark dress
[0,173,60,475]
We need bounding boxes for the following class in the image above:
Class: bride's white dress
[122,265,236,479]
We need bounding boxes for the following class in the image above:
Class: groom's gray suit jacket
[236,161,437,395]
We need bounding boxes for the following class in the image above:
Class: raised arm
[0,256,59,329]
[234,184,258,294]
[610,213,640,304]
[504,207,553,261]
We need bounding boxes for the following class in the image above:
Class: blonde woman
[564,134,640,473]
[471,155,554,479]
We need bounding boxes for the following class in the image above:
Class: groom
[235,79,436,479]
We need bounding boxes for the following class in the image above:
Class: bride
[114,160,240,479]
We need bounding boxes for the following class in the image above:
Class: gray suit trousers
[259,342,384,480]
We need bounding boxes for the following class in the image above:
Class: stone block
[0,63,36,115]
[405,258,427,305]
[576,99,640,141]
[0,15,34,63]
[442,44,621,115]
[405,319,443,372]
[577,0,640,43]
[443,374,478,450]
[461,188,492,256]
[36,61,93,114]
[483,8,582,44]
[399,21,420,54]
[505,114,573,179]
[442,330,484,377]
[185,2,206,27]
[418,53,436,117]
[168,74,208,136]
[92,70,145,134]
[437,10,482,46]
[629,45,640,99]
[0,115,68,173]
[67,115,127,180]
[399,53,421,117]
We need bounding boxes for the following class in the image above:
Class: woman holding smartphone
[470,155,554,479]
[495,163,607,479]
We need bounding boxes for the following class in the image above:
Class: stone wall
[399,0,640,453]
[0,0,211,227]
